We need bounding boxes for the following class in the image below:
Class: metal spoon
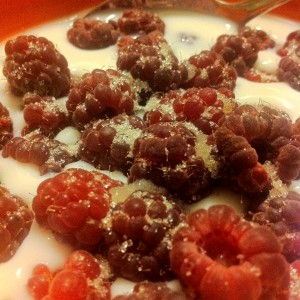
[84,0,290,27]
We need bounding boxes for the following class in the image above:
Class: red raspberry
[67,18,120,49]
[243,68,278,83]
[170,204,290,300]
[0,102,13,149]
[27,250,112,300]
[277,30,300,57]
[3,35,71,97]
[22,93,70,137]
[79,114,145,174]
[32,168,123,248]
[239,26,275,51]
[0,186,34,262]
[67,69,146,129]
[103,190,185,281]
[252,191,300,262]
[211,34,259,76]
[182,50,237,90]
[117,32,188,92]
[129,122,213,202]
[290,260,300,300]
[144,87,237,134]
[112,281,188,300]
[118,8,165,34]
[2,134,77,175]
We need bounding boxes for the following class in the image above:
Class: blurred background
[0,0,299,40]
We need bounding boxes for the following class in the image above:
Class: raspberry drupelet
[211,33,259,76]
[181,50,237,91]
[170,204,290,300]
[117,31,188,92]
[32,168,123,248]
[27,250,112,300]
[67,69,148,130]
[112,281,189,300]
[214,104,300,194]
[102,190,186,281]
[144,87,237,135]
[129,121,215,203]
[3,35,71,98]
[251,191,300,263]
[277,30,300,91]
[0,186,34,262]
[118,8,165,34]
[79,114,145,174]
[0,102,13,149]
[67,18,120,49]
[22,93,70,137]
[2,133,77,175]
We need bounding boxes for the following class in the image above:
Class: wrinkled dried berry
[2,134,77,175]
[79,114,145,174]
[103,190,185,281]
[3,35,71,97]
[0,186,33,262]
[67,18,120,49]
[118,8,165,34]
[170,204,290,300]
[32,168,123,248]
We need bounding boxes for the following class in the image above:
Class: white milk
[0,8,299,300]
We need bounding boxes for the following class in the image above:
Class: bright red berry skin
[32,168,123,248]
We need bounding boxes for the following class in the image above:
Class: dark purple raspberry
[252,191,300,262]
[103,190,185,281]
[0,186,34,262]
[170,204,290,300]
[22,93,70,137]
[181,50,237,90]
[118,8,165,34]
[79,114,145,174]
[144,87,237,134]
[129,122,213,202]
[2,134,77,175]
[239,26,275,50]
[112,281,188,300]
[67,18,120,49]
[67,69,147,129]
[0,102,13,149]
[32,168,122,249]
[211,34,259,76]
[3,35,71,97]
[117,31,188,92]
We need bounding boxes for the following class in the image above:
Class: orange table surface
[0,0,299,41]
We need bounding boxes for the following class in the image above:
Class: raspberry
[22,93,70,137]
[118,8,165,34]
[182,50,237,90]
[0,102,13,149]
[170,204,290,300]
[251,191,300,262]
[144,87,237,134]
[67,18,120,49]
[112,281,188,300]
[67,69,147,129]
[0,186,34,262]
[103,190,185,281]
[27,250,112,300]
[211,34,259,76]
[79,114,145,174]
[129,122,213,202]
[2,134,77,175]
[243,68,278,83]
[239,26,275,51]
[32,168,123,248]
[290,260,300,300]
[214,104,300,194]
[277,56,300,91]
[117,32,188,92]
[277,30,300,57]
[3,35,71,97]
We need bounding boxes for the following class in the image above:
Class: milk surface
[0,9,299,300]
